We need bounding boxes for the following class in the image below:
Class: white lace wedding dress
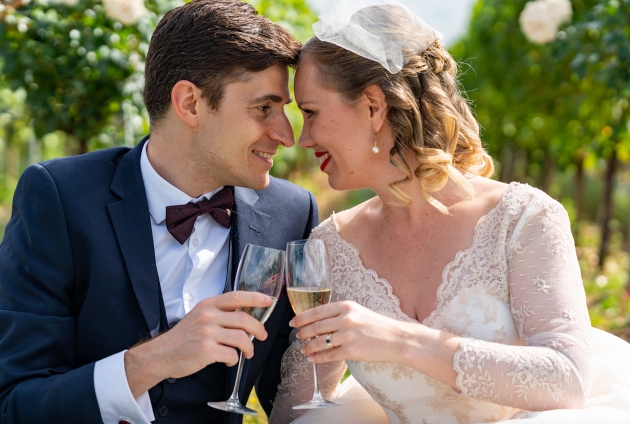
[269,183,630,424]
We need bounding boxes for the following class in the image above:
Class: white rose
[102,0,147,26]
[543,0,573,25]
[519,1,560,45]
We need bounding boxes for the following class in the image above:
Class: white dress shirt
[94,140,231,424]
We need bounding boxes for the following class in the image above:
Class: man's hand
[124,291,273,398]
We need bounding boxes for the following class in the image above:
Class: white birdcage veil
[312,0,443,74]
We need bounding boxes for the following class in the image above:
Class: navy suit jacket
[0,138,318,423]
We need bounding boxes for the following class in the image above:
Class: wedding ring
[325,332,335,349]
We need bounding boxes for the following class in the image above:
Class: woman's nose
[297,126,314,149]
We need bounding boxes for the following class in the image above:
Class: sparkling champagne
[239,296,278,324]
[287,287,332,314]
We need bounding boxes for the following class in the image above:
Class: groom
[0,1,317,423]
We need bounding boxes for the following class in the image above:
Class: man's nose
[270,112,295,147]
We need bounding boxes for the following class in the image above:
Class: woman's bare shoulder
[471,177,509,207]
[334,197,378,232]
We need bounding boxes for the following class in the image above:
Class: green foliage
[0,0,180,150]
[0,84,29,201]
[247,0,316,42]
[566,0,630,158]
[568,0,630,95]
[452,0,629,207]
[0,0,316,164]
[453,0,598,184]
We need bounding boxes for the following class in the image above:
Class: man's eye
[258,105,270,112]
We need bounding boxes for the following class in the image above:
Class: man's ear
[363,84,388,132]
[171,80,202,127]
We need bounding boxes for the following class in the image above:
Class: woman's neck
[370,170,475,227]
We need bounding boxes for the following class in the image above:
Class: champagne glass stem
[227,334,254,402]
[227,350,246,403]
[291,338,341,409]
[208,336,258,414]
[311,362,324,400]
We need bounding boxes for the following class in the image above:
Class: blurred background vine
[1,0,629,422]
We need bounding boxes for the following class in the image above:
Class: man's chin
[239,174,270,191]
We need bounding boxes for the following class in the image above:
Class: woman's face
[294,59,382,191]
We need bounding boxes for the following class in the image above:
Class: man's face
[193,64,294,190]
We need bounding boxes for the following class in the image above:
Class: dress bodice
[270,183,594,424]
[312,184,526,423]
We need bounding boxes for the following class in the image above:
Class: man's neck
[146,133,221,198]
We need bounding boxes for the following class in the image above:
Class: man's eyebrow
[249,94,293,104]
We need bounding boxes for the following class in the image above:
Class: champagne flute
[285,239,342,410]
[208,243,285,415]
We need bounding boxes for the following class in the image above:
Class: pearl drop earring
[372,129,380,154]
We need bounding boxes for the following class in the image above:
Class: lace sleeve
[268,328,347,423]
[453,194,593,411]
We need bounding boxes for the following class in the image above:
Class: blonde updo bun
[299,37,494,214]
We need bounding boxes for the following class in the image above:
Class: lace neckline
[328,182,520,325]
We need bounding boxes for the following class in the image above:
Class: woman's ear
[171,80,202,127]
[363,84,388,132]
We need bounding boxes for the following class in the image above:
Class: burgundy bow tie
[165,186,234,245]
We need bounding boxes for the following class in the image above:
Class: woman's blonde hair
[299,36,494,213]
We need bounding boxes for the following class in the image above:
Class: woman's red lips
[320,156,331,171]
[317,152,331,171]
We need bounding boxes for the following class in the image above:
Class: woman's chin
[327,175,344,191]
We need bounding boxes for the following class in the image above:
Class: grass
[577,221,630,340]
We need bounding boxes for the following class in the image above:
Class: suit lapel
[224,187,272,292]
[107,137,162,337]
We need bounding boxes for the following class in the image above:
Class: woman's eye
[303,109,315,118]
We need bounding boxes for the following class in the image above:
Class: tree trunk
[599,146,618,268]
[5,126,18,182]
[541,154,555,193]
[78,138,88,155]
[514,149,529,183]
[27,120,41,165]
[575,153,585,221]
[500,144,515,183]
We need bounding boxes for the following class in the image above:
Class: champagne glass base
[292,398,342,410]
[208,400,258,415]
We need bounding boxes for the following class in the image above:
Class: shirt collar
[140,140,224,224]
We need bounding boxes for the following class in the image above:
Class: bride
[269,0,630,423]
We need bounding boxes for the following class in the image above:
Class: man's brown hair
[144,0,301,126]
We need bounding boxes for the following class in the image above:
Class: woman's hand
[289,300,411,364]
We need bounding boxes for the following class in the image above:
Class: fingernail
[300,348,305,354]
[307,356,315,363]
[289,319,295,327]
